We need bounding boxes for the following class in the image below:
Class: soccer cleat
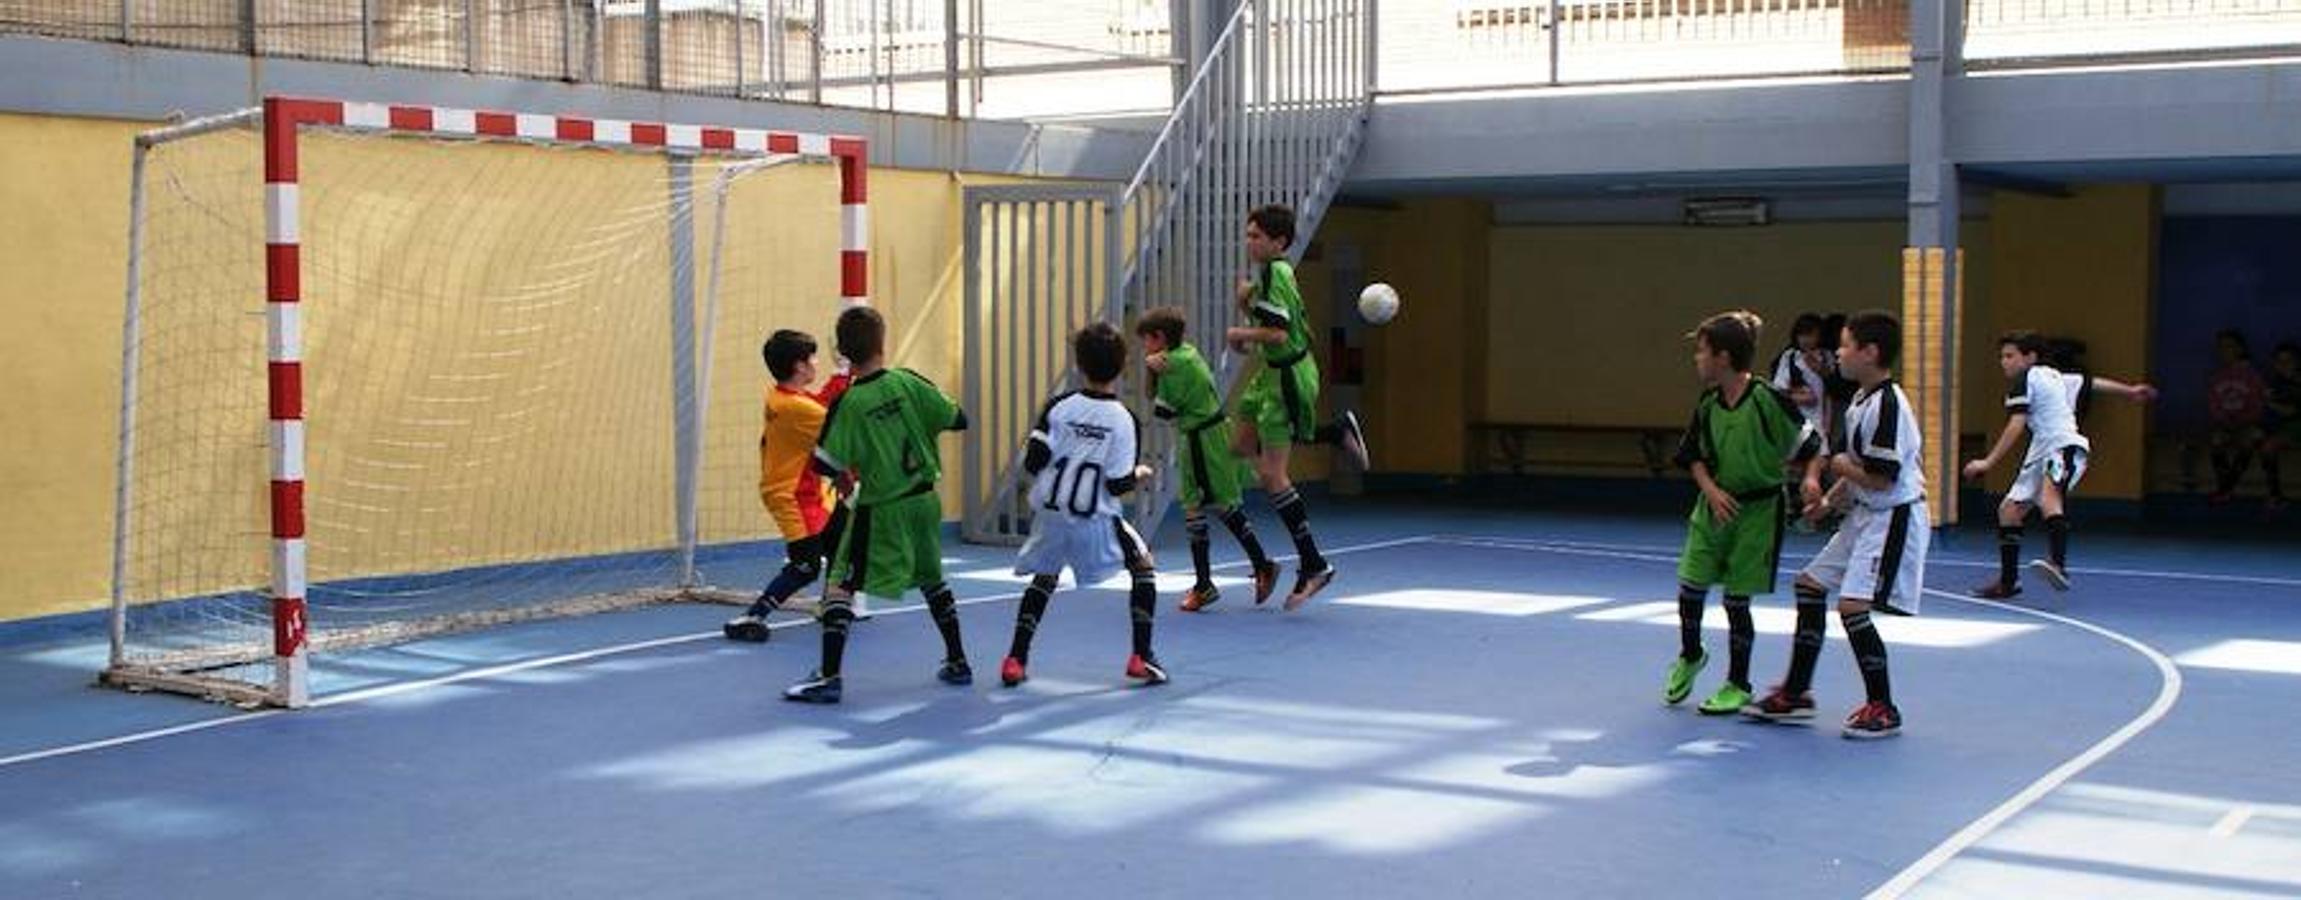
[1000,656,1028,688]
[1971,579,2022,600]
[1741,687,1817,723]
[722,613,772,643]
[1337,410,1371,471]
[1698,682,1754,716]
[1284,565,1336,611]
[782,671,843,704]
[1125,654,1170,686]
[2028,559,2072,592]
[1250,561,1282,605]
[937,657,975,686]
[1841,701,1903,739]
[1662,650,1708,705]
[1180,584,1222,612]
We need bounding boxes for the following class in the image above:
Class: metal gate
[960,184,1125,545]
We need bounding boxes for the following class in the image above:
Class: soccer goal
[107,96,867,707]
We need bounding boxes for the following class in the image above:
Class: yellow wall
[0,109,1035,623]
[0,113,144,621]
[1486,220,1996,430]
[1985,185,2158,500]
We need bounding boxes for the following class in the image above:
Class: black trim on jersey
[1859,380,1901,456]
[948,408,969,432]
[1673,391,1717,471]
[1872,503,1914,608]
[1107,400,1145,495]
[2071,368,2095,424]
[2004,371,2032,415]
[1022,392,1071,476]
[1861,456,1903,479]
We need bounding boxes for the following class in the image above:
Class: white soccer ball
[1357,282,1401,326]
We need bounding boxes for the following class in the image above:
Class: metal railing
[0,0,1187,119]
[1372,0,2301,94]
[960,0,1374,543]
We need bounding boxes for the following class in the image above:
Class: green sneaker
[1697,682,1753,716]
[1662,650,1707,705]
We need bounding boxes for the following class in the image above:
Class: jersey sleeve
[1858,390,1904,478]
[2005,370,2035,416]
[812,391,858,477]
[1023,394,1063,475]
[811,372,852,407]
[1103,406,1143,496]
[1253,261,1299,328]
[1764,385,1823,463]
[1672,395,1714,472]
[1150,370,1182,420]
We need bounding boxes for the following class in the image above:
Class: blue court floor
[3,498,2298,899]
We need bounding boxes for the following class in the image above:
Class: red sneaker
[1125,654,1169,686]
[999,656,1027,688]
[1841,701,1903,739]
[1740,686,1817,723]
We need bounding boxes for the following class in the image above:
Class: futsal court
[5,497,2296,899]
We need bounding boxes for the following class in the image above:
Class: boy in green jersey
[1664,311,1824,714]
[1226,205,1369,611]
[1138,306,1281,611]
[785,306,973,704]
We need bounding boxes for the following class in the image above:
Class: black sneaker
[783,671,842,704]
[722,613,771,643]
[937,658,974,686]
[1284,565,1336,612]
[1337,410,1370,471]
[1972,579,2022,600]
[1740,686,1817,723]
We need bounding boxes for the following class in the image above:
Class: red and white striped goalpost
[257,95,868,707]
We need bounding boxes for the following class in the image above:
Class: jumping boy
[1137,306,1282,611]
[724,329,853,643]
[1964,330,2157,597]
[1744,310,1927,739]
[1664,311,1823,715]
[784,306,972,704]
[999,323,1169,688]
[1227,204,1370,610]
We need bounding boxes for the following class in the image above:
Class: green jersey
[1251,259,1312,364]
[1151,343,1225,432]
[814,368,964,507]
[1673,379,1819,496]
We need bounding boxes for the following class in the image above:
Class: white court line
[2208,806,2256,838]
[1426,535,2185,900]
[0,535,1432,770]
[1448,534,2301,590]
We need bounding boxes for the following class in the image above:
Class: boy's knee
[1836,597,1871,616]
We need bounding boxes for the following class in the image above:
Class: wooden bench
[1468,422,1682,478]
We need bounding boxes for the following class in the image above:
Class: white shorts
[1014,514,1153,586]
[1800,501,1930,614]
[2007,446,2089,506]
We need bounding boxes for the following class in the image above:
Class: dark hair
[1248,204,1296,249]
[1791,313,1824,341]
[1693,310,1763,372]
[1135,306,1187,347]
[762,329,817,382]
[835,305,886,366]
[1845,309,1902,369]
[2218,329,2252,360]
[1998,329,2048,359]
[1074,322,1127,384]
[1819,313,1849,351]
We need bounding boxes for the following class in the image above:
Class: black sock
[758,559,821,612]
[2044,515,2070,568]
[924,581,966,662]
[1008,575,1056,662]
[1676,583,1706,661]
[1272,488,1326,572]
[1130,570,1157,658]
[1997,525,2024,586]
[1185,512,1214,589]
[1219,506,1271,569]
[1842,607,1893,704]
[817,597,854,678]
[1785,584,1828,694]
[1724,594,1754,688]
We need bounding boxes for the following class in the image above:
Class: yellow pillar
[1902,246,1965,526]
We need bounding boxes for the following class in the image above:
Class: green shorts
[1235,356,1322,447]
[1677,491,1787,597]
[830,489,945,598]
[1176,423,1247,510]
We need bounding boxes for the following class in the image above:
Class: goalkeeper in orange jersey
[724,329,853,643]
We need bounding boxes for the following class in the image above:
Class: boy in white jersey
[1744,310,1926,739]
[1963,331,2157,598]
[1769,313,1830,430]
[1000,322,1169,688]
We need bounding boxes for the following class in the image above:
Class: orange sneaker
[1180,584,1221,612]
[1250,561,1281,605]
